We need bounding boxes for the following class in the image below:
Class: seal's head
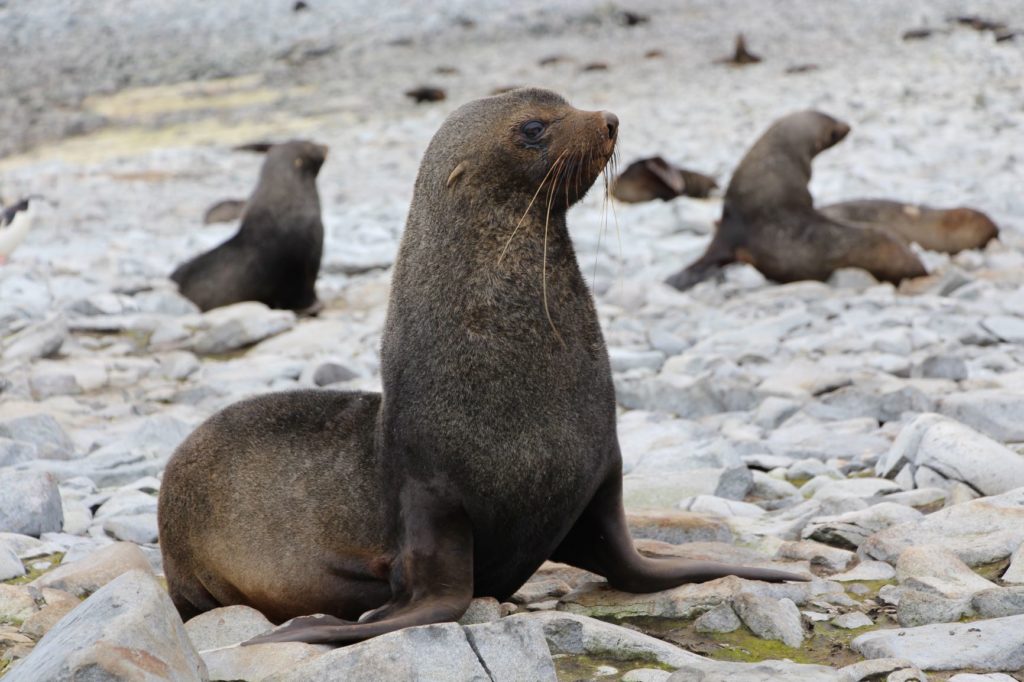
[425,88,618,210]
[264,140,329,178]
[769,110,850,159]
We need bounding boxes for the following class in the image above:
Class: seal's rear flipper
[664,245,735,291]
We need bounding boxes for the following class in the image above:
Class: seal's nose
[602,111,619,140]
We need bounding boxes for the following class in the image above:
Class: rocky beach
[2,0,1024,680]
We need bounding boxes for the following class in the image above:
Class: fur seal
[717,34,761,65]
[612,157,718,202]
[158,88,806,647]
[171,140,326,313]
[666,111,927,290]
[819,200,999,254]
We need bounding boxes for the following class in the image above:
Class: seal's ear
[447,161,467,189]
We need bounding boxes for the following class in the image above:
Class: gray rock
[311,361,358,386]
[679,495,765,518]
[939,390,1024,442]
[837,659,924,682]
[627,510,733,545]
[895,545,996,599]
[828,267,878,290]
[971,586,1024,618]
[831,611,872,629]
[0,541,26,581]
[102,512,159,544]
[753,397,802,430]
[203,642,330,681]
[511,579,571,605]
[694,602,741,633]
[525,611,707,668]
[33,541,153,597]
[623,466,752,507]
[981,315,1024,343]
[1002,543,1024,584]
[609,348,666,373]
[463,617,557,682]
[0,469,63,537]
[877,413,1024,496]
[0,413,74,459]
[28,371,81,399]
[623,669,672,682]
[852,614,1024,671]
[4,570,206,681]
[947,674,1019,682]
[1,315,67,361]
[732,594,804,647]
[0,437,37,467]
[458,596,503,624]
[0,583,39,623]
[862,486,1024,565]
[191,302,296,355]
[803,503,923,550]
[68,292,139,316]
[133,288,201,316]
[264,622,490,681]
[667,658,840,681]
[913,354,967,381]
[775,540,855,572]
[829,560,896,582]
[185,604,274,651]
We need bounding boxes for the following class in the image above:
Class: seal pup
[171,140,327,313]
[716,34,761,65]
[158,88,806,647]
[666,111,927,290]
[819,200,999,254]
[0,197,38,264]
[611,157,717,202]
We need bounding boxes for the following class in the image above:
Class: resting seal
[819,199,998,254]
[171,140,327,313]
[158,89,805,646]
[666,111,927,290]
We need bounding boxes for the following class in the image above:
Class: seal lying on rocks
[819,199,998,254]
[158,88,806,647]
[666,111,927,290]
[171,140,327,314]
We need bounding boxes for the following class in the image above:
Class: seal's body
[666,112,927,290]
[159,89,805,647]
[820,199,998,254]
[171,140,326,313]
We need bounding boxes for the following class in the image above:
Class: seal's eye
[521,120,545,141]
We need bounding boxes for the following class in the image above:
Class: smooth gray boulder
[939,390,1024,442]
[4,570,206,681]
[732,594,804,647]
[0,469,63,537]
[463,616,557,681]
[852,614,1024,671]
[185,604,274,650]
[0,413,74,459]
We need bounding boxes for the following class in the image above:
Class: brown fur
[159,89,805,648]
[666,111,928,290]
[819,200,999,254]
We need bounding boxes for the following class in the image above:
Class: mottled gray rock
[202,642,330,682]
[4,570,206,681]
[837,659,924,682]
[624,466,752,507]
[981,315,1024,343]
[0,469,63,537]
[971,586,1024,618]
[33,541,153,597]
[828,267,878,290]
[1002,543,1024,584]
[511,579,571,606]
[731,496,869,543]
[191,302,296,355]
[0,413,74,459]
[68,292,139,316]
[679,494,765,518]
[831,611,872,629]
[775,540,855,572]
[877,413,1024,495]
[526,611,707,668]
[627,510,733,545]
[694,602,741,633]
[0,541,25,581]
[803,503,924,550]
[464,617,557,682]
[829,560,896,582]
[939,390,1024,442]
[1,314,67,361]
[94,488,159,519]
[102,512,159,544]
[804,476,903,500]
[947,674,1019,682]
[185,604,274,651]
[264,622,490,681]
[0,437,36,467]
[458,596,503,624]
[896,545,996,598]
[134,288,201,316]
[862,487,1024,565]
[852,614,1024,671]
[753,397,802,430]
[0,584,38,623]
[667,658,839,681]
[623,669,672,682]
[912,354,967,381]
[732,594,804,647]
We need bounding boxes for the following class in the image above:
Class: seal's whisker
[542,159,567,348]
[498,150,568,264]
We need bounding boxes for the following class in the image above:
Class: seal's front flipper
[243,483,475,647]
[552,473,810,590]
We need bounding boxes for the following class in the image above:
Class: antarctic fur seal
[819,199,998,254]
[171,140,326,313]
[666,111,927,290]
[158,88,805,647]
[611,157,718,202]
